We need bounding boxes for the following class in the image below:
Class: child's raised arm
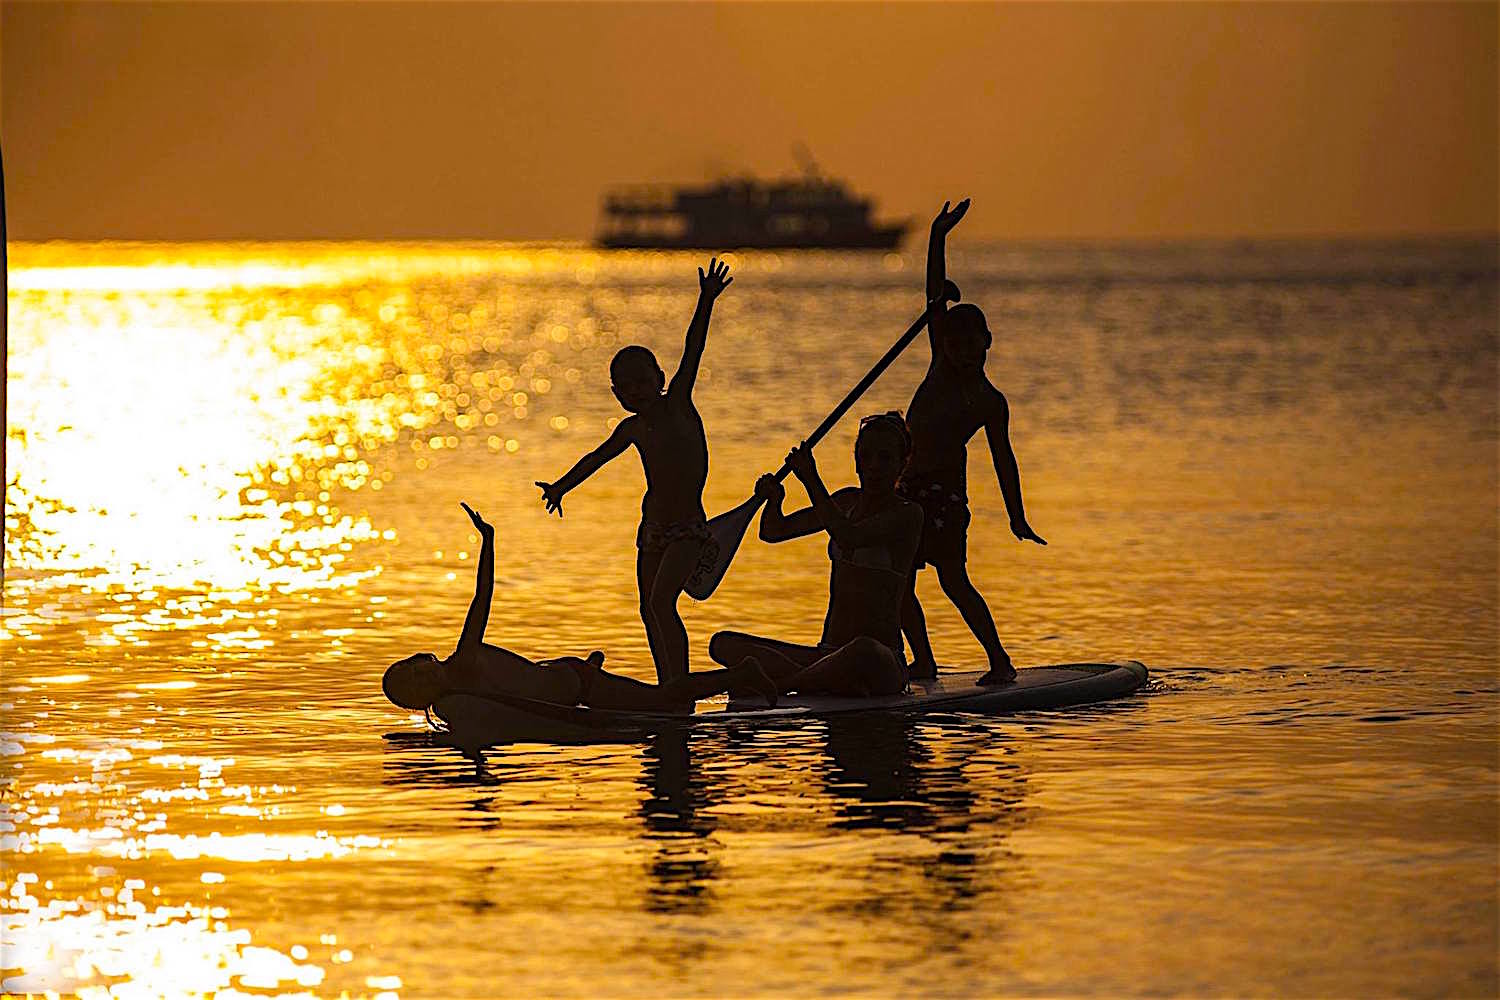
[666,257,732,402]
[925,199,970,351]
[534,419,635,517]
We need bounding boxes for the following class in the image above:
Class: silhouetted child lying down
[381,503,776,716]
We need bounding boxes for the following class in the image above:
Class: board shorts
[897,477,970,568]
[636,517,720,594]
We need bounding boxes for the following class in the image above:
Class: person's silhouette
[381,502,775,715]
[536,259,733,686]
[899,200,1046,685]
[708,414,921,696]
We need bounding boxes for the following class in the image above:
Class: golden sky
[3,2,1495,241]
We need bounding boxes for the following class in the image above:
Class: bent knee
[849,634,902,667]
[845,636,901,673]
[708,631,750,666]
[854,638,906,693]
[707,632,732,665]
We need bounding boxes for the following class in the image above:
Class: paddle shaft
[689,283,957,601]
[769,287,954,484]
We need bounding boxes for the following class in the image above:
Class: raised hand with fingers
[931,198,971,236]
[698,257,733,300]
[534,481,565,517]
[460,501,494,537]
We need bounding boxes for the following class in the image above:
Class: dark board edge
[431,661,1149,749]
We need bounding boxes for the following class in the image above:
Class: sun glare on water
[5,241,624,604]
[4,256,402,595]
[3,246,425,995]
[2,242,634,997]
[0,736,396,998]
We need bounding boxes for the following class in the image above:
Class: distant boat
[596,160,909,250]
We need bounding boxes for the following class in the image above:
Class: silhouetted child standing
[536,258,733,685]
[900,201,1046,685]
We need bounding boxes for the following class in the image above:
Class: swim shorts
[897,477,970,568]
[636,517,720,593]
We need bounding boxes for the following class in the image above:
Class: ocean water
[2,237,1496,998]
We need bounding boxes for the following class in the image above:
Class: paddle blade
[685,496,763,601]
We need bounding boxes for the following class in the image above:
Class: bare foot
[907,658,938,681]
[976,662,1017,686]
[735,656,778,707]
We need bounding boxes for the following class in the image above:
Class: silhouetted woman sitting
[709,413,921,696]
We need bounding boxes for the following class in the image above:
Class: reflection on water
[637,732,719,915]
[4,239,1496,996]
[818,715,1030,928]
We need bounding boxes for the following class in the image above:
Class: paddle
[685,279,960,601]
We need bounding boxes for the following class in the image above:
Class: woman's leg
[708,631,822,685]
[783,636,907,697]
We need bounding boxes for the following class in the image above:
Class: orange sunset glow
[2,4,1496,999]
[3,2,1495,241]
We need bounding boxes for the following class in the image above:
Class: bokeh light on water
[0,725,393,997]
[3,238,1496,997]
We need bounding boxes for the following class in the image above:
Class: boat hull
[597,228,907,251]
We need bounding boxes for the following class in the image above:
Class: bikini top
[826,536,903,575]
[822,518,906,654]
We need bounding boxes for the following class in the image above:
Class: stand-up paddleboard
[432,661,1147,752]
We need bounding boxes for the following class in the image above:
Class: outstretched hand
[460,501,494,537]
[534,481,564,517]
[699,257,733,300]
[932,199,971,236]
[1010,517,1047,545]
